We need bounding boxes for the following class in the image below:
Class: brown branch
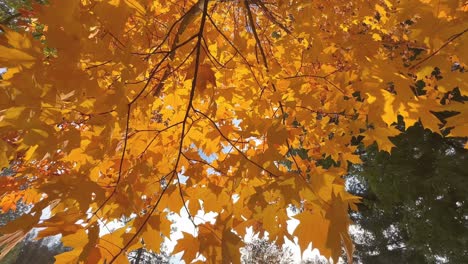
[134,121,184,134]
[108,1,210,262]
[149,34,199,97]
[136,122,184,158]
[153,0,207,96]
[410,27,468,70]
[245,0,268,68]
[84,60,113,70]
[168,0,210,231]
[143,6,199,60]
[283,71,345,94]
[252,0,291,34]
[106,30,126,49]
[88,104,132,221]
[296,105,356,118]
[193,108,279,178]
[201,36,231,69]
[181,152,227,175]
[87,30,198,221]
[207,13,263,88]
[176,175,197,227]
[323,78,345,94]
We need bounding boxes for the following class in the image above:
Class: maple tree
[0,0,467,263]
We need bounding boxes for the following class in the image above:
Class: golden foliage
[0,0,467,263]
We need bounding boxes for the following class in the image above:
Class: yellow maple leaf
[362,126,400,152]
[173,232,200,263]
[0,27,40,68]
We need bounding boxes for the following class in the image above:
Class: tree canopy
[0,0,467,263]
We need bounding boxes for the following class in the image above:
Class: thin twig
[410,27,468,70]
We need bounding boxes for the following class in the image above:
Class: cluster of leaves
[347,124,468,263]
[0,0,466,263]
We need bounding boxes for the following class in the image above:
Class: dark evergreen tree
[347,124,468,263]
